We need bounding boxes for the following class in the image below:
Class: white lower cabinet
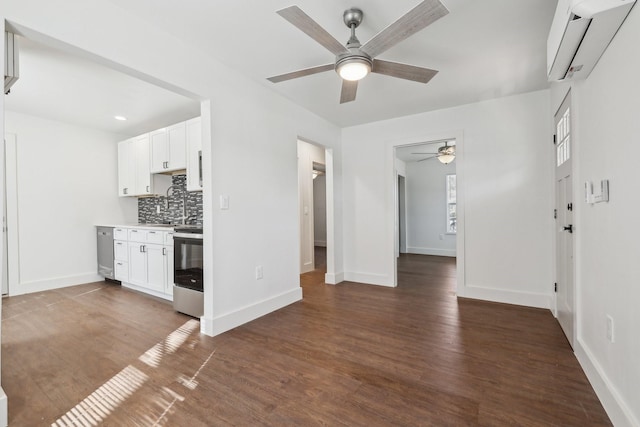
[146,243,167,293]
[128,241,148,287]
[114,238,129,282]
[165,233,174,297]
[116,227,174,301]
[114,260,129,282]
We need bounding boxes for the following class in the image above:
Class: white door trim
[388,130,465,294]
[3,133,19,297]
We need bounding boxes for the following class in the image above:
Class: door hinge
[553,134,557,145]
[554,208,557,219]
[554,282,557,292]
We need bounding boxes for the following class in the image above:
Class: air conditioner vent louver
[547,0,635,81]
[4,31,19,95]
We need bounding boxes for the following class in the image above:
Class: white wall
[0,0,343,338]
[405,160,456,257]
[342,90,554,307]
[549,5,640,426]
[4,111,137,294]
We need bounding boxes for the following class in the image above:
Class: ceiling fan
[267,0,449,104]
[412,140,456,164]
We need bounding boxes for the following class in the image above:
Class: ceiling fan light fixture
[336,56,372,81]
[438,154,455,164]
[436,143,455,164]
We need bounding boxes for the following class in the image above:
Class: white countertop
[96,224,176,230]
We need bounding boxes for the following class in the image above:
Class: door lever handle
[563,225,573,234]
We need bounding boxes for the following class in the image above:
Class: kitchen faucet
[166,184,188,225]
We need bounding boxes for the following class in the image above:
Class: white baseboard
[344,272,394,287]
[459,284,551,309]
[325,272,344,285]
[200,287,302,337]
[10,273,103,296]
[314,241,327,247]
[407,247,456,257]
[575,339,639,427]
[0,387,6,427]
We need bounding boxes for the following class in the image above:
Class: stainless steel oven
[173,226,204,317]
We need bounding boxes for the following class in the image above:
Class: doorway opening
[298,139,331,286]
[392,136,463,294]
[398,175,407,255]
[2,26,205,299]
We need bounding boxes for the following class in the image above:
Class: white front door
[555,92,574,348]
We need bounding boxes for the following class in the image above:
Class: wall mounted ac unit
[4,31,19,95]
[547,0,636,81]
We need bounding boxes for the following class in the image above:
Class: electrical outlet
[606,315,614,343]
[255,265,263,280]
[156,205,161,214]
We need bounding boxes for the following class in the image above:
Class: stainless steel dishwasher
[97,226,115,280]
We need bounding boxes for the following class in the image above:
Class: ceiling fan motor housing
[343,8,364,28]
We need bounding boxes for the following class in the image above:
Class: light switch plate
[220,195,229,210]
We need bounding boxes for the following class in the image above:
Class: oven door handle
[173,232,204,239]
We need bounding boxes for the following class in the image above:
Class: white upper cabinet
[186,117,203,192]
[134,134,153,196]
[117,138,134,197]
[150,121,187,173]
[118,135,152,197]
[168,122,187,170]
[118,117,199,197]
[150,128,168,173]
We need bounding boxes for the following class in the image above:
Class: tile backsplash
[138,175,202,225]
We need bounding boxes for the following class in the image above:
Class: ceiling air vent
[4,31,19,95]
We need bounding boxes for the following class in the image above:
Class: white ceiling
[5,0,558,133]
[4,37,200,137]
[106,0,558,127]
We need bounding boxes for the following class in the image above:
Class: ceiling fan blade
[267,64,334,83]
[361,0,449,58]
[372,59,438,84]
[277,6,349,56]
[340,80,358,104]
[417,155,438,162]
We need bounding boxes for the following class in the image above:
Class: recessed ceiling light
[114,115,127,121]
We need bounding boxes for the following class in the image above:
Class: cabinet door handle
[162,247,166,256]
[123,188,128,195]
[146,185,150,192]
[139,245,144,253]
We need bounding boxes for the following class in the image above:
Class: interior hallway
[1,253,610,425]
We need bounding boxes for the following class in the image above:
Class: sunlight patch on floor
[150,349,216,425]
[51,319,201,426]
[139,319,200,368]
[52,365,148,426]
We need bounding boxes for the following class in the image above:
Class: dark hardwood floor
[1,253,610,426]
